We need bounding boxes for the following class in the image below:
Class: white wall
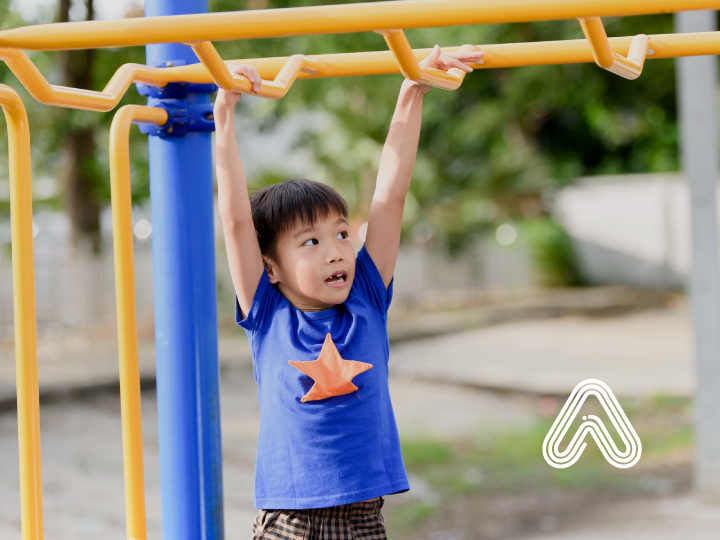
[554,173,697,289]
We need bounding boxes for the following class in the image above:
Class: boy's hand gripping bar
[187,40,324,99]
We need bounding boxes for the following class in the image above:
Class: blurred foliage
[400,438,455,468]
[0,0,687,262]
[0,0,148,223]
[521,217,586,286]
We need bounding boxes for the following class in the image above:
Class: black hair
[249,178,349,260]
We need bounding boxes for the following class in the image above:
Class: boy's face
[264,210,356,311]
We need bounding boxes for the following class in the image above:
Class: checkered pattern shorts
[250,497,387,540]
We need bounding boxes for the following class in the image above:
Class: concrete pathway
[391,301,694,397]
[511,494,720,540]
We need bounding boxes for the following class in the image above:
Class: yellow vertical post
[1,84,44,540]
[109,105,167,540]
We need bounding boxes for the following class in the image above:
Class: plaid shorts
[250,497,387,540]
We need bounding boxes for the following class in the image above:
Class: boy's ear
[263,255,280,284]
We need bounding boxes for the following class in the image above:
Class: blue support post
[143,0,224,538]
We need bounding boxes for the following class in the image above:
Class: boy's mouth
[325,270,348,288]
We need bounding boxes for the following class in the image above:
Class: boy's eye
[337,231,349,240]
[303,238,319,246]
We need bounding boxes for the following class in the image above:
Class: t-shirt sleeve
[235,269,283,332]
[352,244,394,316]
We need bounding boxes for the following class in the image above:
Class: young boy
[215,44,483,540]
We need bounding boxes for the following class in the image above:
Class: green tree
[0,0,147,253]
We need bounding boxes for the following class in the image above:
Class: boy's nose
[326,245,344,263]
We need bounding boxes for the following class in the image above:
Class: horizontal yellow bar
[0,0,717,51]
[168,32,720,84]
[3,31,719,111]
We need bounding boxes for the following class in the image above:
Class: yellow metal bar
[0,48,174,112]
[187,41,324,99]
[579,17,616,68]
[0,0,717,51]
[109,105,168,540]
[1,84,44,540]
[376,29,423,80]
[3,31,720,111]
[167,32,720,83]
[579,16,650,79]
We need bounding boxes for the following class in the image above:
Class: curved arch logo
[542,379,642,469]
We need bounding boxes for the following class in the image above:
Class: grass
[400,438,455,468]
[385,394,695,539]
[389,501,436,529]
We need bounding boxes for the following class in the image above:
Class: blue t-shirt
[236,244,410,509]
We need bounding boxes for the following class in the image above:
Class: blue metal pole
[144,1,224,538]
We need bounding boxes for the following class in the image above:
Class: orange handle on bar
[579,17,650,80]
[376,29,478,90]
[188,41,324,99]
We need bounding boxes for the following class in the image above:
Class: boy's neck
[277,282,337,312]
[298,304,336,312]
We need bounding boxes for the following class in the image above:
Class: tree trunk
[58,0,102,254]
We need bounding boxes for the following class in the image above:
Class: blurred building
[554,173,695,290]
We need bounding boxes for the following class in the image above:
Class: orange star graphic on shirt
[288,333,373,402]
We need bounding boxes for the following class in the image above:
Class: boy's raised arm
[364,79,424,289]
[215,64,265,318]
[365,45,484,288]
